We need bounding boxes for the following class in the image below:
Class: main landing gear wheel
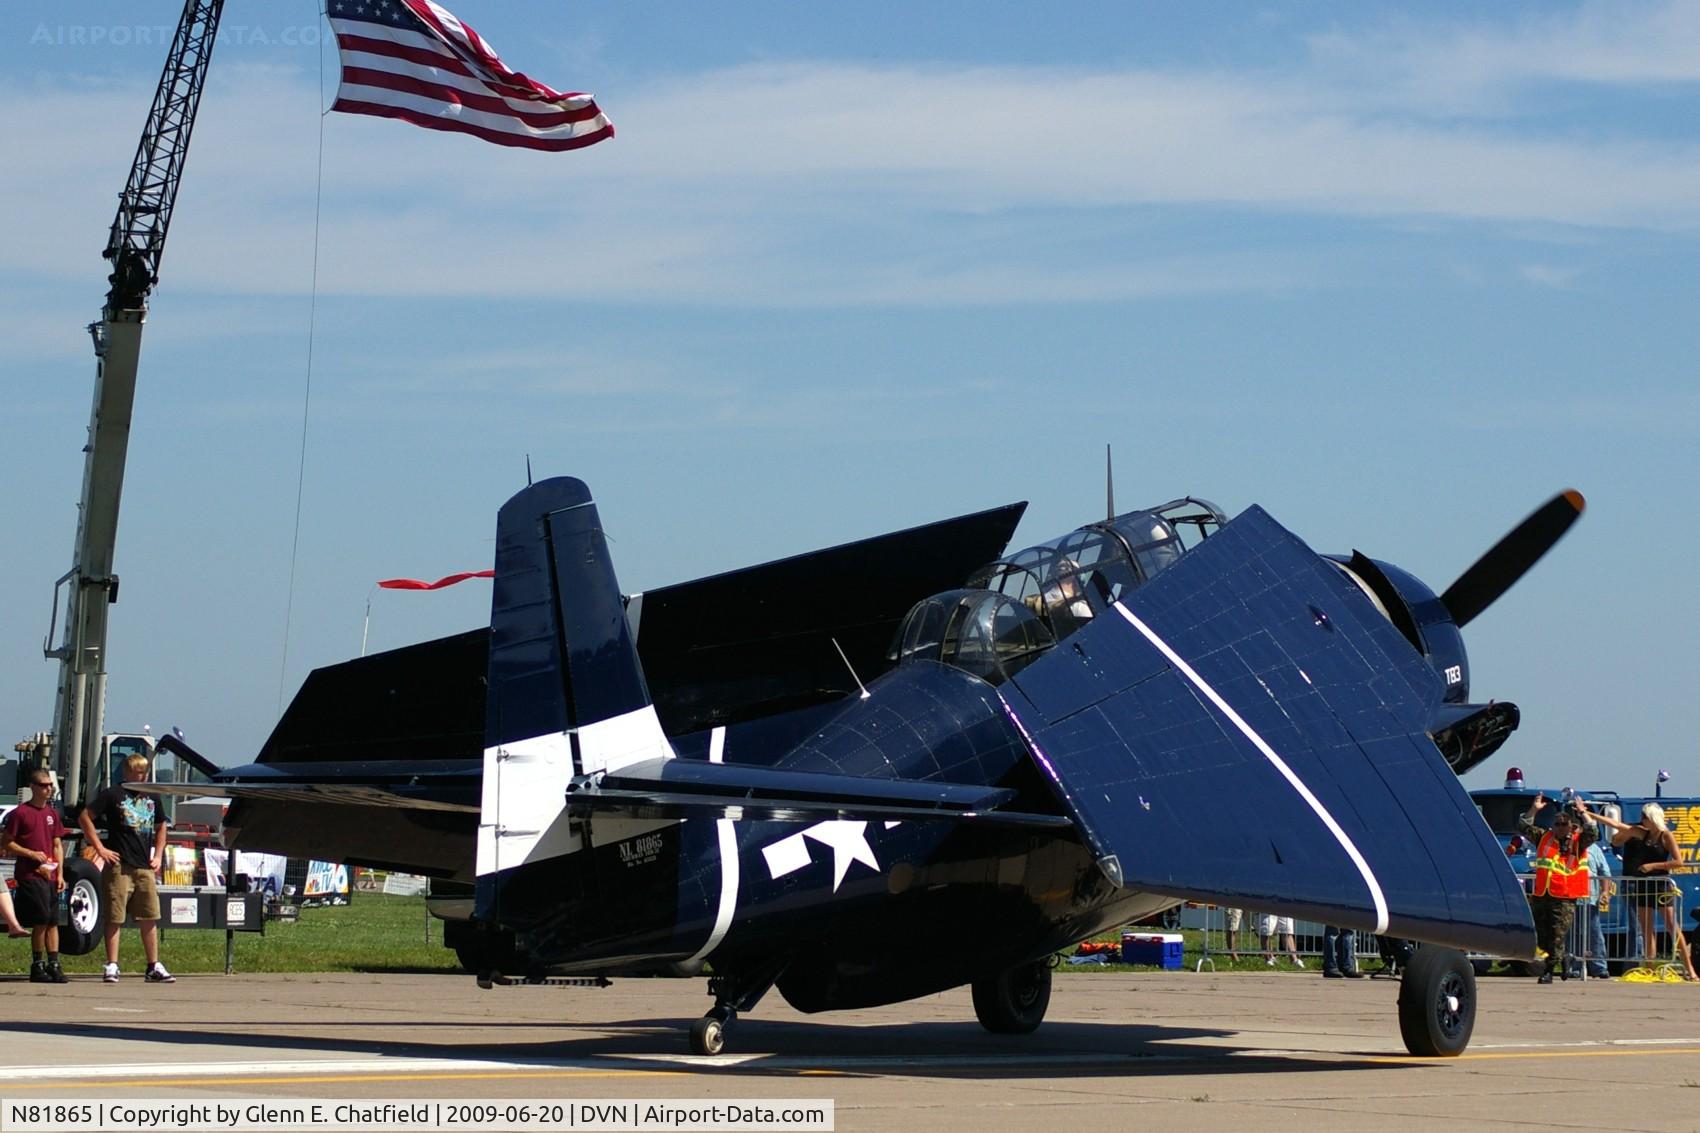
[1398,946,1475,1057]
[689,1006,736,1056]
[972,960,1052,1035]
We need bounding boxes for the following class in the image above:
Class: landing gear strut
[689,967,782,1056]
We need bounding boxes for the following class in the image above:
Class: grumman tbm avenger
[148,478,1584,1057]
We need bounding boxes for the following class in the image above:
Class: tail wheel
[1398,946,1476,1057]
[59,858,106,956]
[972,960,1052,1035]
[689,1015,726,1056]
[689,1006,736,1056]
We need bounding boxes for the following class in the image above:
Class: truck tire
[59,858,106,956]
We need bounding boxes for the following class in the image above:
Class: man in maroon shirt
[2,768,68,983]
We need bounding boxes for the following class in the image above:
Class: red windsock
[377,569,495,591]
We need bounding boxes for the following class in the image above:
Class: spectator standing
[1223,908,1244,962]
[0,879,28,937]
[1259,913,1305,968]
[1321,925,1364,978]
[2,769,68,983]
[1571,840,1613,979]
[78,754,175,984]
[1583,800,1698,981]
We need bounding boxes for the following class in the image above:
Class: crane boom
[45,0,225,806]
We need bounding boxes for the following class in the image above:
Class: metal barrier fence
[1566,873,1694,982]
[1178,906,1391,972]
[1155,876,1695,980]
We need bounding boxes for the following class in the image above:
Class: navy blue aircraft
[152,478,1583,1058]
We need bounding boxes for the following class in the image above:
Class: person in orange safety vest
[1517,793,1597,984]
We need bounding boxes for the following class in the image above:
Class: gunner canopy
[891,498,1227,685]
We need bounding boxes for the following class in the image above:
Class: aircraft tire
[971,960,1052,1035]
[689,1013,728,1056]
[1398,946,1475,1057]
[59,858,106,957]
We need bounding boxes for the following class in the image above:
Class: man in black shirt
[78,755,175,984]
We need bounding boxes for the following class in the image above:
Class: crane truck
[15,0,226,955]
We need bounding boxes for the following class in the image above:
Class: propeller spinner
[1328,489,1585,774]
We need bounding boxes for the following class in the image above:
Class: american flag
[328,0,613,152]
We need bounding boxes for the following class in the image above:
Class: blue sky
[2,1,1696,796]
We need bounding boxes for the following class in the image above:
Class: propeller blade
[1440,490,1585,628]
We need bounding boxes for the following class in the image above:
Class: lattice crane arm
[46,0,226,805]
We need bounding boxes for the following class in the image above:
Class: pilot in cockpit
[1045,558,1095,625]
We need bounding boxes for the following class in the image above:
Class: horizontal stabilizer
[133,780,478,814]
[1003,505,1535,958]
[131,760,481,879]
[574,758,1073,828]
[131,759,481,814]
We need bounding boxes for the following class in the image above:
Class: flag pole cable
[277,1,331,711]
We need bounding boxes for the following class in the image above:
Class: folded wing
[1002,505,1534,958]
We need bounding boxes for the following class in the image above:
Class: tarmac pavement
[1,968,1697,1131]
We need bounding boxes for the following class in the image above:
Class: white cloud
[1518,263,1583,288]
[7,6,1700,309]
[1308,0,1700,109]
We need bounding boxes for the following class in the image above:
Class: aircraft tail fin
[478,477,673,878]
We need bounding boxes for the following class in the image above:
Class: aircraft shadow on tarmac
[3,1017,1413,1081]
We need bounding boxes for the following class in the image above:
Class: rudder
[477,477,673,881]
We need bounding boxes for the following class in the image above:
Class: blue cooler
[1121,932,1183,969]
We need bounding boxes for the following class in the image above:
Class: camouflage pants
[1530,895,1574,972]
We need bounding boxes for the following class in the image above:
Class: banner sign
[204,850,288,898]
[304,861,351,903]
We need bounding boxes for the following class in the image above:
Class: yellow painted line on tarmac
[0,1069,735,1090]
[1361,1045,1700,1065]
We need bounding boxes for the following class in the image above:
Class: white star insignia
[761,820,880,892]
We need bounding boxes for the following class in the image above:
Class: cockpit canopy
[891,497,1228,685]
[889,589,1055,684]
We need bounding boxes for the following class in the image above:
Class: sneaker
[1322,969,1344,979]
[28,960,50,984]
[144,962,175,984]
[46,961,68,984]
[1292,958,1306,969]
[1344,970,1366,979]
[102,962,120,984]
[1265,956,1276,966]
